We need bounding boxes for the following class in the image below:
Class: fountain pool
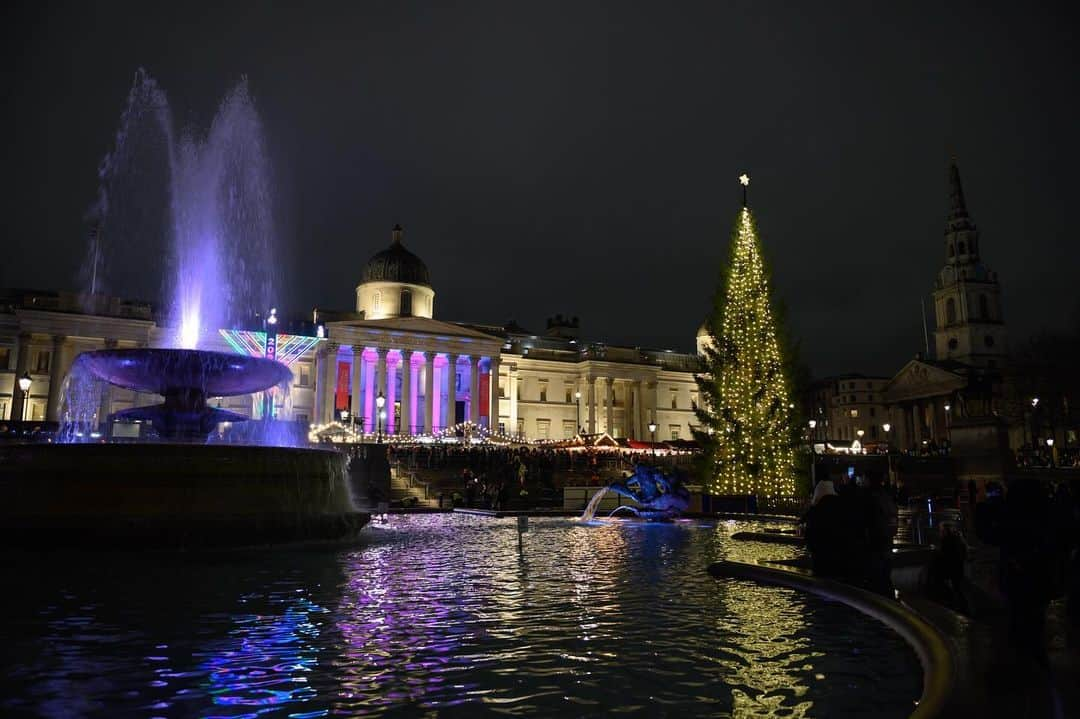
[2,515,922,717]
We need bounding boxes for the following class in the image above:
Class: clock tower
[931,161,1008,367]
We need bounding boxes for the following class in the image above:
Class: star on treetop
[739,174,750,186]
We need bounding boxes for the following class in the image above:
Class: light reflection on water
[2,516,919,717]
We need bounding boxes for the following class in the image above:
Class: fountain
[77,348,291,440]
[580,464,691,521]
[0,70,371,548]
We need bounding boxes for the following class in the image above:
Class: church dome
[361,225,431,287]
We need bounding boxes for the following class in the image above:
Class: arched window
[945,297,956,325]
[373,291,382,310]
[978,294,989,320]
[400,289,412,316]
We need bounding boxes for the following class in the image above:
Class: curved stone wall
[0,444,369,548]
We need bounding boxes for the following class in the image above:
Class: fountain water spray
[62,69,286,444]
[83,68,276,347]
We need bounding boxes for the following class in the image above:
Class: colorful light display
[219,329,322,368]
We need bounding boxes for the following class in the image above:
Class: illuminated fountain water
[61,69,286,444]
[85,68,276,349]
[4,70,371,547]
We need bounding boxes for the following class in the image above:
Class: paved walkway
[903,530,1079,718]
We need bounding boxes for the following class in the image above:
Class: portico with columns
[317,317,504,437]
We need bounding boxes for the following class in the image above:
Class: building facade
[1,227,701,442]
[805,374,891,446]
[883,161,1010,457]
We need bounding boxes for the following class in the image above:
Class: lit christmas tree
[693,175,796,506]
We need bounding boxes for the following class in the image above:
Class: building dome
[356,225,436,320]
[361,225,431,287]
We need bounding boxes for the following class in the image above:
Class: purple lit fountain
[0,71,372,548]
[77,349,291,440]
[61,69,288,444]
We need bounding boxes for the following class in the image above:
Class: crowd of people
[1015,444,1080,469]
[803,471,1079,663]
[974,479,1079,662]
[800,473,898,595]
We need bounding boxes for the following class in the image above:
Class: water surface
[2,515,920,717]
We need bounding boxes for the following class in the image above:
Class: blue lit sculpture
[581,464,690,521]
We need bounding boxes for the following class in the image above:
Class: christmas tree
[693,176,796,505]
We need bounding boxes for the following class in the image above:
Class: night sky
[3,1,1077,377]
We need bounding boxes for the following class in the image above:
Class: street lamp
[882,423,892,453]
[808,419,818,482]
[648,419,657,442]
[376,391,386,443]
[263,307,279,420]
[1047,437,1056,468]
[17,372,32,422]
[575,390,582,434]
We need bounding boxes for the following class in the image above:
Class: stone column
[313,346,327,424]
[375,348,387,432]
[928,400,939,444]
[469,356,481,426]
[912,401,923,450]
[401,351,412,435]
[10,332,31,422]
[587,376,596,433]
[424,353,435,434]
[488,356,500,431]
[350,346,364,422]
[321,343,340,424]
[46,334,68,422]
[443,353,458,431]
[605,377,614,436]
[508,364,518,437]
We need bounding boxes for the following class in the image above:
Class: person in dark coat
[997,481,1066,663]
[803,480,852,579]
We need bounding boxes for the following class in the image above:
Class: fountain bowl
[81,348,292,397]
[78,348,292,440]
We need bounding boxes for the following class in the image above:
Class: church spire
[946,159,975,233]
[947,158,967,219]
[391,224,403,244]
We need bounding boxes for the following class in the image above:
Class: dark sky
[4,1,1078,377]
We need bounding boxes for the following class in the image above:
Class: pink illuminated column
[468,356,481,425]
[431,354,444,432]
[363,347,377,433]
[443,353,458,431]
[408,351,421,434]
[423,353,434,433]
[385,350,398,435]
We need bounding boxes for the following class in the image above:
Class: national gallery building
[0,225,703,442]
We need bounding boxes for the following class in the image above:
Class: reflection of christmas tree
[694,180,796,505]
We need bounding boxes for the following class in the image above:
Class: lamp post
[18,372,32,422]
[808,419,817,483]
[263,307,278,420]
[1046,437,1055,468]
[1030,397,1040,448]
[575,390,582,434]
[883,423,891,452]
[856,428,865,455]
[648,419,657,443]
[376,391,386,443]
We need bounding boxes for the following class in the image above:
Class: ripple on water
[1,515,920,717]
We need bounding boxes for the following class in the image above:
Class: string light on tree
[692,174,797,506]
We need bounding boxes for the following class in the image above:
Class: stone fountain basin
[0,444,370,548]
[80,348,292,396]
